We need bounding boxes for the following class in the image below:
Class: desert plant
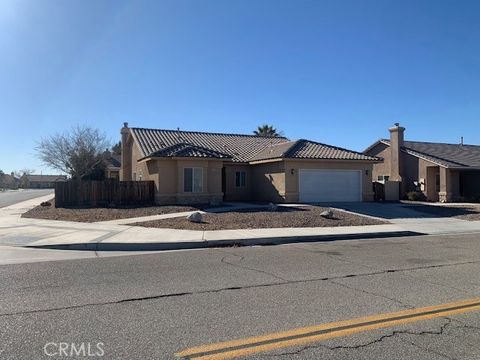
[406,191,426,201]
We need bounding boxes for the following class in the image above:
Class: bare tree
[36,126,110,179]
[14,168,35,178]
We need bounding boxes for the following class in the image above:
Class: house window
[184,168,203,193]
[235,171,246,187]
[377,175,389,183]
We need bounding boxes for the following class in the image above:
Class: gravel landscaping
[130,206,387,230]
[21,199,208,223]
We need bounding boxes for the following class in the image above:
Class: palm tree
[253,124,280,137]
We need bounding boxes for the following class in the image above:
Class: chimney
[389,123,405,181]
[120,122,131,181]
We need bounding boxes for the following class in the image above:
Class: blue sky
[1,0,479,174]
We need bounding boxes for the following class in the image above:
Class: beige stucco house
[19,174,67,189]
[103,150,121,180]
[365,124,480,202]
[120,123,380,204]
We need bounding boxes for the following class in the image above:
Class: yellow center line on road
[175,297,480,360]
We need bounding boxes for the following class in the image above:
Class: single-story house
[20,174,67,189]
[0,172,20,189]
[120,123,380,204]
[364,123,480,202]
[103,150,121,180]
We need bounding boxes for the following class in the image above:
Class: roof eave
[363,139,389,154]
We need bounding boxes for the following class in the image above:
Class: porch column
[439,167,452,202]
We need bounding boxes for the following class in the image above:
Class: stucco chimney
[389,123,405,182]
[120,122,131,181]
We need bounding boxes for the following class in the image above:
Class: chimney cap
[394,122,400,127]
[123,122,128,128]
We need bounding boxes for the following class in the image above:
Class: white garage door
[299,169,362,202]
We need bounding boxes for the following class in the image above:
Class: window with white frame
[235,171,246,187]
[377,175,389,183]
[184,168,203,193]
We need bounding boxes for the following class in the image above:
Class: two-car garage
[298,169,362,202]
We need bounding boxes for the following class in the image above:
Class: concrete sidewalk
[2,196,480,252]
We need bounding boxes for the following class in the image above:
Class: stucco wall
[224,164,252,201]
[367,142,443,200]
[367,143,391,182]
[284,160,374,202]
[129,157,223,205]
[251,161,286,202]
[131,141,153,183]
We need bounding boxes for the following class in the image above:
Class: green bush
[406,191,426,201]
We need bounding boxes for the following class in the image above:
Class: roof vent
[460,136,464,146]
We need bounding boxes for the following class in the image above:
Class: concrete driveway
[325,201,480,236]
[326,201,477,220]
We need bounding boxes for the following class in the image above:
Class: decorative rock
[320,209,334,219]
[187,211,203,223]
[40,201,52,207]
[268,202,278,212]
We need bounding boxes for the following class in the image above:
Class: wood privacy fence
[55,180,155,208]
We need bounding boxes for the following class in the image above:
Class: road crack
[327,278,412,309]
[2,260,479,318]
[217,249,288,282]
[261,318,453,358]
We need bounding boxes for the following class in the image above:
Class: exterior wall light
[291,169,295,175]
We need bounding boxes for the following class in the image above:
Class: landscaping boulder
[320,209,334,219]
[187,211,203,223]
[40,201,52,207]
[268,203,278,212]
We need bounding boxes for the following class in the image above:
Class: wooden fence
[55,180,155,208]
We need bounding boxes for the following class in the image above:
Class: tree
[253,124,281,137]
[36,125,109,180]
[14,169,35,178]
[111,141,121,155]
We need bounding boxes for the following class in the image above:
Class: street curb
[24,230,425,252]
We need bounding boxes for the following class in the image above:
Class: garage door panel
[299,169,362,202]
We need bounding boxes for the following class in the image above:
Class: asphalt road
[1,233,480,359]
[0,189,53,208]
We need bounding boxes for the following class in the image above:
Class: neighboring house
[365,124,480,202]
[20,174,67,189]
[0,172,20,189]
[103,150,121,180]
[120,123,380,204]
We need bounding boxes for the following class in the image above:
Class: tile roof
[251,140,380,162]
[25,175,67,182]
[148,143,232,159]
[130,127,379,163]
[104,153,121,168]
[381,140,480,168]
[131,128,288,162]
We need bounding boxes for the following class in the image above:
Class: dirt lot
[410,204,480,221]
[130,206,386,230]
[21,199,205,223]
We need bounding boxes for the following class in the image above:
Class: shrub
[406,191,426,201]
